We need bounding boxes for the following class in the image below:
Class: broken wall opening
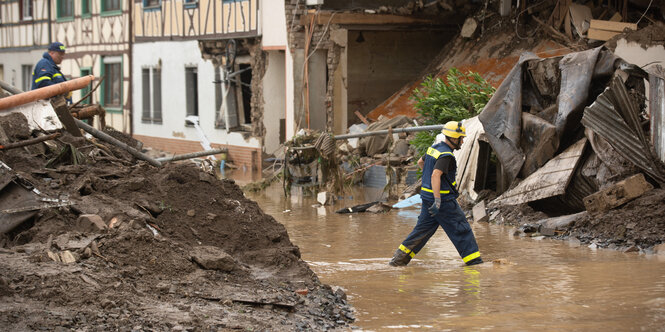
[473,140,498,194]
[346,29,452,127]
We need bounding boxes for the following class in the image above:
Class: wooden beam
[300,12,438,26]
[589,19,637,32]
[587,28,621,41]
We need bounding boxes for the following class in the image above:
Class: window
[184,0,198,8]
[185,67,198,117]
[22,65,32,92]
[21,0,33,20]
[142,67,162,123]
[143,0,160,8]
[102,57,122,109]
[57,0,74,19]
[101,0,121,14]
[80,68,92,104]
[81,0,91,17]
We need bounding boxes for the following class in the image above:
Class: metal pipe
[333,124,444,140]
[74,118,162,167]
[156,148,228,162]
[0,76,95,111]
[0,80,23,95]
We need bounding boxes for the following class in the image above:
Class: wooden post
[51,96,82,137]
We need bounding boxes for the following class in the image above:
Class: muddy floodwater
[246,183,665,331]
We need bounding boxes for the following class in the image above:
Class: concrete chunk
[60,250,77,264]
[472,201,488,223]
[76,214,107,232]
[461,18,478,38]
[190,246,237,272]
[583,173,653,213]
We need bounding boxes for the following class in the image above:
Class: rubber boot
[465,257,483,266]
[389,249,412,266]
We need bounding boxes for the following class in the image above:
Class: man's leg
[436,200,483,266]
[389,200,439,266]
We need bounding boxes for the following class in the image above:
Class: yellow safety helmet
[442,121,466,139]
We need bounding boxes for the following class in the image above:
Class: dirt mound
[568,188,665,249]
[0,113,353,330]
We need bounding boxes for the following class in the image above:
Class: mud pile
[0,113,353,330]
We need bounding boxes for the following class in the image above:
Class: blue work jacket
[420,141,458,201]
[31,52,66,90]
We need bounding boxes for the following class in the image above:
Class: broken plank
[587,28,621,41]
[589,19,637,32]
[493,138,587,206]
[354,111,370,125]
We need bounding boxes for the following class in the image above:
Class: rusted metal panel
[493,138,587,206]
[650,71,665,163]
[582,76,665,183]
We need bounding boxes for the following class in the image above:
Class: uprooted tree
[410,68,495,155]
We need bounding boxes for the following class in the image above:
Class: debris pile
[0,113,353,330]
[461,32,665,252]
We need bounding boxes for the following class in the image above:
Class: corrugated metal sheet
[362,165,396,188]
[582,76,665,183]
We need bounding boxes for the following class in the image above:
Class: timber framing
[299,11,447,26]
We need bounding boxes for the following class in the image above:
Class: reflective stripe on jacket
[31,52,66,90]
[420,141,458,201]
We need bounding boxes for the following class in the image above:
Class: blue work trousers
[399,199,480,264]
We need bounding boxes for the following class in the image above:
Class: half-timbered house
[1,0,132,132]
[0,0,51,92]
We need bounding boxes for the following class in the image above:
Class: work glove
[428,197,441,216]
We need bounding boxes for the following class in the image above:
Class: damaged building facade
[283,0,464,136]
[132,0,288,171]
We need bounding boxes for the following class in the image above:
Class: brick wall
[133,134,261,171]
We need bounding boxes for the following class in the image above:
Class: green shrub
[410,68,495,156]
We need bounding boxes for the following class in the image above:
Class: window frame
[101,0,122,17]
[184,0,199,9]
[20,0,33,21]
[81,0,91,18]
[80,67,93,105]
[100,56,123,113]
[142,0,161,11]
[141,66,163,124]
[21,64,33,92]
[185,66,199,120]
[57,0,75,22]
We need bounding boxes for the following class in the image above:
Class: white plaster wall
[0,50,49,91]
[132,40,259,148]
[260,0,287,47]
[262,50,286,154]
[614,39,665,69]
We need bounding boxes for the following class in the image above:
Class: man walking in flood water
[389,121,483,267]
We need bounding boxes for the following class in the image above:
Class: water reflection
[246,184,665,331]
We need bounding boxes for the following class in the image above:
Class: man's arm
[431,169,443,199]
[417,156,424,169]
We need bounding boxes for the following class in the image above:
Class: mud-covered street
[248,183,665,331]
